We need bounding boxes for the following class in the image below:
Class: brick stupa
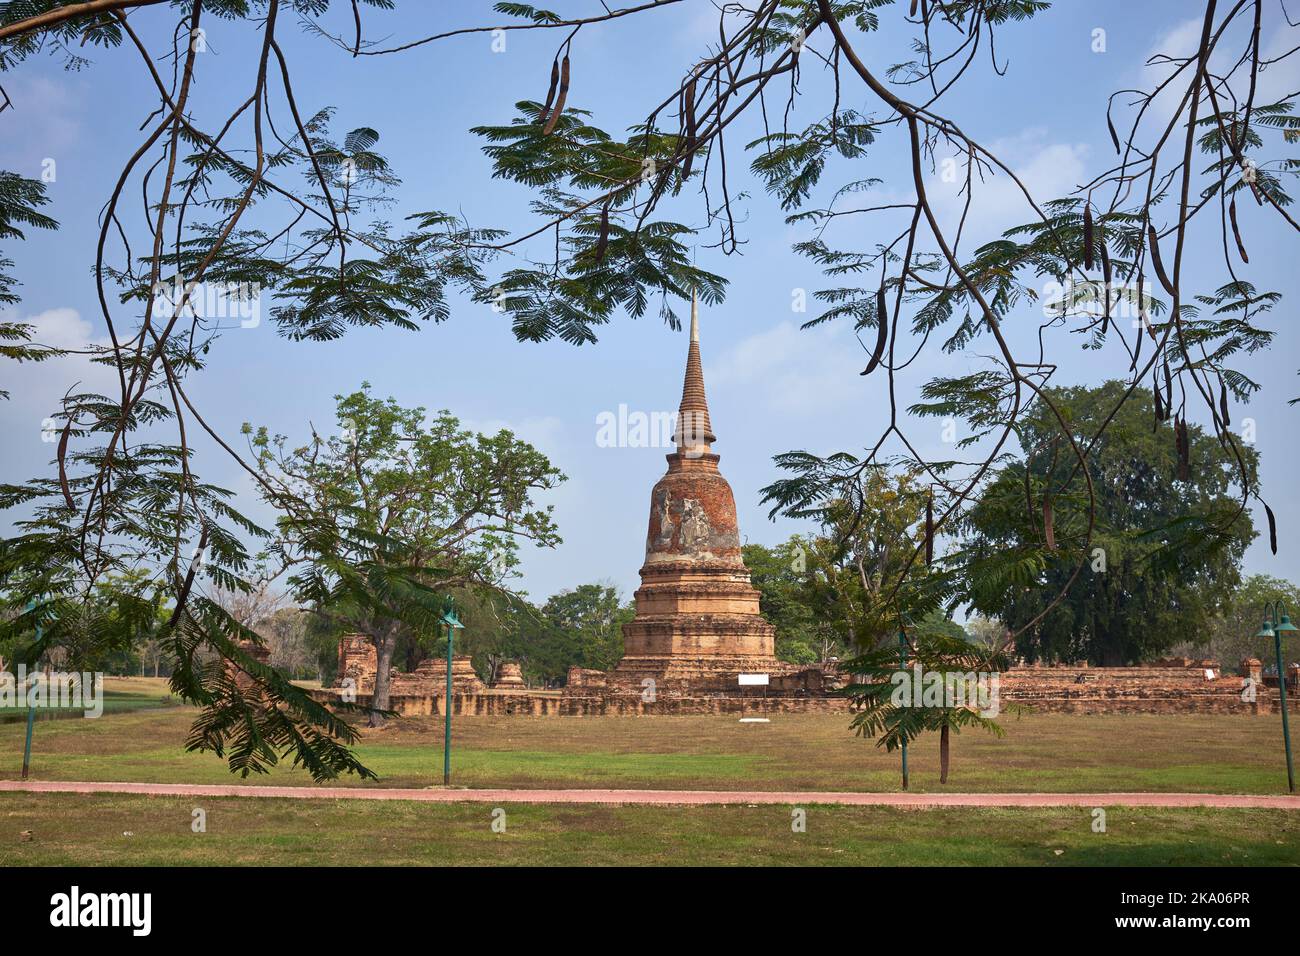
[604,291,782,691]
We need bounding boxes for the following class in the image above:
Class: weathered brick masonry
[322,652,1296,717]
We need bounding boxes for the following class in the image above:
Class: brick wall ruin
[315,642,1300,718]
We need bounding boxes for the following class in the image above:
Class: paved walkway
[1,780,1297,808]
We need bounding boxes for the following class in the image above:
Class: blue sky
[2,1,1298,607]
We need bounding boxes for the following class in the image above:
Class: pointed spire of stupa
[673,288,717,451]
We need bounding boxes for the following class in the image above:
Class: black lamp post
[440,605,464,786]
[1255,601,1297,793]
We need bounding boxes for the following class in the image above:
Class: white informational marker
[738,673,770,723]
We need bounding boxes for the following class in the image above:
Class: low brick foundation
[315,658,1299,718]
[993,664,1290,715]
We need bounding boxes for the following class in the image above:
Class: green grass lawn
[1,793,1295,866]
[0,687,1295,794]
[4,685,1297,866]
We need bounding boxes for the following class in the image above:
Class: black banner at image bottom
[0,866,1283,942]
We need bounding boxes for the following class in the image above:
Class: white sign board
[738,673,769,686]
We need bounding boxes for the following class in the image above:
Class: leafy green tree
[445,582,634,686]
[762,466,943,652]
[846,627,1010,786]
[540,583,633,673]
[963,381,1256,664]
[0,421,368,780]
[435,585,536,684]
[742,539,824,663]
[248,385,564,725]
[508,600,574,686]
[0,172,60,397]
[304,609,347,688]
[1191,575,1300,670]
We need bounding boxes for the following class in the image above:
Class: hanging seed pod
[1248,169,1263,206]
[924,494,934,567]
[541,54,570,136]
[1100,240,1112,334]
[1176,418,1190,481]
[1137,273,1157,342]
[1042,496,1056,550]
[1135,269,1146,339]
[1147,224,1176,297]
[1163,358,1173,417]
[909,0,919,15]
[539,58,560,123]
[1082,204,1094,271]
[862,286,889,376]
[594,200,610,264]
[1107,112,1121,154]
[1172,416,1183,476]
[1219,379,1230,428]
[1153,378,1164,428]
[1229,195,1249,264]
[57,419,74,510]
[680,77,698,180]
[1266,502,1278,555]
[168,526,209,628]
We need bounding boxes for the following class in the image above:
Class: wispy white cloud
[0,75,83,174]
[0,307,114,421]
[710,318,865,415]
[926,128,1090,239]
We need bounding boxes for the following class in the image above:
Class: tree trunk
[369,631,396,728]
[939,723,950,784]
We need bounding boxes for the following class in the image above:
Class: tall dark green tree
[962,381,1256,664]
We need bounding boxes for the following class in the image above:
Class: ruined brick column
[492,662,527,688]
[336,634,377,692]
[226,640,271,698]
[613,291,780,691]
